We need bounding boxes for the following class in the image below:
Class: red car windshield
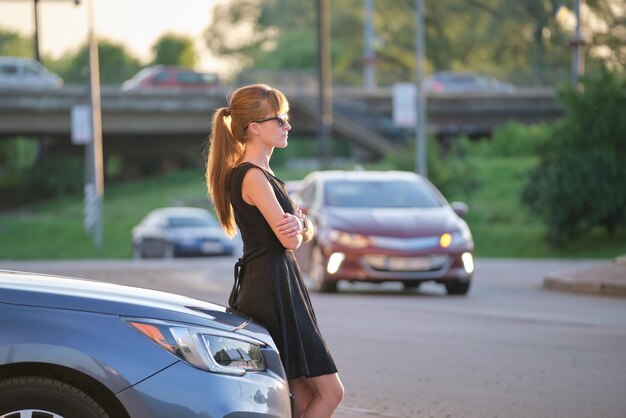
[323,180,443,208]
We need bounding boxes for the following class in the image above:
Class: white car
[132,207,235,258]
[0,56,63,89]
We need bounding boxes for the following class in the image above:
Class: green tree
[584,0,626,74]
[204,0,623,87]
[151,33,197,67]
[0,28,33,58]
[205,0,376,84]
[50,39,141,84]
[522,69,626,245]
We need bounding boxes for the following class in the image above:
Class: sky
[0,0,227,72]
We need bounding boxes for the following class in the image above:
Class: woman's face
[250,112,292,149]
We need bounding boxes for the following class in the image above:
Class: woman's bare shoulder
[241,166,274,204]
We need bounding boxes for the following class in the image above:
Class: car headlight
[329,230,371,248]
[124,318,266,376]
[440,228,473,249]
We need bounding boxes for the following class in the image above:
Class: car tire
[0,376,109,418]
[445,280,471,295]
[320,280,338,293]
[309,245,338,293]
[132,244,144,259]
[162,241,175,259]
[402,281,422,290]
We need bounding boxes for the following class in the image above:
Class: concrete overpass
[0,85,562,172]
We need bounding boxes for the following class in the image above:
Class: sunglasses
[244,113,288,131]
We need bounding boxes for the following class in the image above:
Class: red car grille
[363,254,450,272]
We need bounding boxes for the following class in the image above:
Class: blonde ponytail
[206,107,243,237]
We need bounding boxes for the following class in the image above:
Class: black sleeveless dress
[228,162,337,379]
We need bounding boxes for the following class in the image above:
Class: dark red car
[293,170,475,295]
[121,65,218,91]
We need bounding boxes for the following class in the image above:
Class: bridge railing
[0,84,562,159]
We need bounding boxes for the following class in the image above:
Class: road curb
[543,257,626,297]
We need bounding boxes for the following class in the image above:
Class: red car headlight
[329,230,371,248]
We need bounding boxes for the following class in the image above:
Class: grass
[0,170,216,259]
[440,155,626,259]
[0,166,313,260]
[1,146,624,260]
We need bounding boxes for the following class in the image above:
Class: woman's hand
[276,212,304,238]
[241,167,311,249]
[276,207,314,243]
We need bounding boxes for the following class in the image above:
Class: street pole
[318,0,333,169]
[571,0,585,87]
[25,0,81,62]
[363,0,376,90]
[86,0,104,248]
[414,0,427,176]
[32,0,41,62]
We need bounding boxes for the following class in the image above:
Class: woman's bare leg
[299,373,344,418]
[289,377,313,418]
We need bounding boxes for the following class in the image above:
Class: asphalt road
[2,257,625,418]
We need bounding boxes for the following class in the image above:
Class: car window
[1,64,18,75]
[153,72,170,83]
[24,63,43,75]
[167,216,216,228]
[202,73,218,84]
[178,71,206,84]
[324,179,443,208]
[449,75,473,82]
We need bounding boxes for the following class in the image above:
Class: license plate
[201,242,223,253]
[386,257,432,271]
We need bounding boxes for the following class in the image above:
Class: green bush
[454,123,550,159]
[0,137,38,170]
[522,69,626,246]
[0,139,84,210]
[366,136,477,199]
[488,122,551,157]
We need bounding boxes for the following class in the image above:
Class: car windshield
[178,71,206,84]
[167,216,216,228]
[324,179,443,208]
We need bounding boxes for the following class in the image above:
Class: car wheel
[402,281,421,290]
[132,243,144,259]
[162,241,175,259]
[0,376,109,418]
[309,245,338,293]
[445,280,471,295]
[320,279,338,293]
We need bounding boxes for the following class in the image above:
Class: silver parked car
[0,270,291,418]
[0,56,63,89]
[132,207,234,258]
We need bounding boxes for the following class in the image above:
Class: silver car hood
[0,270,248,333]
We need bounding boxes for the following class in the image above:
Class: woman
[206,84,344,417]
